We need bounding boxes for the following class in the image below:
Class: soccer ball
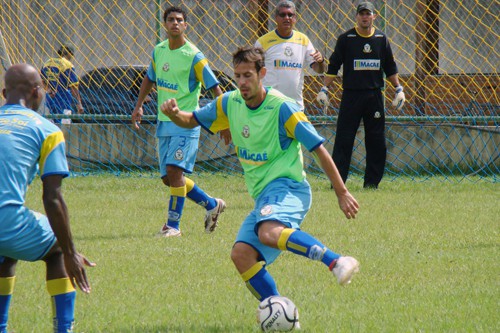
[257,296,300,332]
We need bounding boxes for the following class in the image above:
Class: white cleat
[157,224,181,237]
[332,256,360,285]
[204,198,226,233]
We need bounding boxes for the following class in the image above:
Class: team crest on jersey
[363,43,372,53]
[242,125,250,138]
[284,46,293,57]
[174,148,183,160]
[260,205,273,216]
[162,63,170,72]
[374,111,381,118]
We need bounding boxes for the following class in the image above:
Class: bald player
[0,64,94,333]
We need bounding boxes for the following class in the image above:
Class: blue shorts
[0,206,56,262]
[235,178,312,265]
[157,135,200,177]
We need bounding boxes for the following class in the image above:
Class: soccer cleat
[204,198,226,233]
[157,224,181,237]
[332,256,360,285]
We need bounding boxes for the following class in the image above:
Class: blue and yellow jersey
[146,39,219,137]
[255,30,317,109]
[194,88,324,198]
[0,104,69,210]
[41,57,80,114]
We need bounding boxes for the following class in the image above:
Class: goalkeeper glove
[316,86,330,107]
[392,86,405,111]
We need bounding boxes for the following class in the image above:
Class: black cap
[356,2,375,14]
[57,44,75,56]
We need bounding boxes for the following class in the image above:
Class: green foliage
[10,174,499,332]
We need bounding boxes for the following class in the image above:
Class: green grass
[8,174,499,332]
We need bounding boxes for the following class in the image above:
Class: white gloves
[316,86,330,107]
[392,86,405,111]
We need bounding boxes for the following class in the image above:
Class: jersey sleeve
[383,37,399,77]
[147,49,156,82]
[305,38,317,68]
[39,129,70,179]
[192,52,220,91]
[325,34,345,76]
[193,92,230,134]
[278,101,325,151]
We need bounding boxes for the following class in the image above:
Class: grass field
[8,174,499,332]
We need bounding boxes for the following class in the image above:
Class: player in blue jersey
[41,44,84,123]
[0,64,94,333]
[160,46,360,305]
[132,6,225,237]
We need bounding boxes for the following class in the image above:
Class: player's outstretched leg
[277,228,359,285]
[185,177,225,233]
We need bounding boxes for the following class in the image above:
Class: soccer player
[255,0,327,110]
[41,44,84,122]
[132,6,225,237]
[316,1,405,189]
[160,46,360,303]
[0,64,94,333]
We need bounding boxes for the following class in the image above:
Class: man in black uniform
[316,1,405,189]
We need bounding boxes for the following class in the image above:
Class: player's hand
[392,86,405,111]
[310,49,325,64]
[160,99,179,118]
[219,128,232,145]
[337,191,359,220]
[316,86,330,107]
[131,106,144,130]
[64,252,96,294]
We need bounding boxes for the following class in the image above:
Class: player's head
[163,6,187,23]
[356,2,377,28]
[163,6,188,37]
[3,63,44,111]
[57,44,75,59]
[232,46,266,103]
[275,1,296,34]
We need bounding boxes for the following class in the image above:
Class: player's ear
[259,66,267,79]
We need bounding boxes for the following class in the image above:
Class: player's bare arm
[312,145,359,219]
[132,75,155,129]
[160,98,199,128]
[42,175,95,293]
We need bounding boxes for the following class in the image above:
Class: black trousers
[332,89,387,187]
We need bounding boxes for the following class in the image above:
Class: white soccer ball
[257,296,300,332]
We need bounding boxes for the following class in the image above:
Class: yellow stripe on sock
[277,228,296,251]
[46,278,75,296]
[245,281,262,300]
[241,262,264,282]
[170,185,187,197]
[185,177,195,192]
[0,277,15,295]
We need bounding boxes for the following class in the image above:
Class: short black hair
[57,44,74,57]
[163,6,187,23]
[232,46,266,72]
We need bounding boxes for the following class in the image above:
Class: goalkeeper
[316,2,405,189]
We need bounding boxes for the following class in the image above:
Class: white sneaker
[204,198,226,233]
[332,256,360,285]
[157,224,181,237]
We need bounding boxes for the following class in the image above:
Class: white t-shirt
[255,29,316,109]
